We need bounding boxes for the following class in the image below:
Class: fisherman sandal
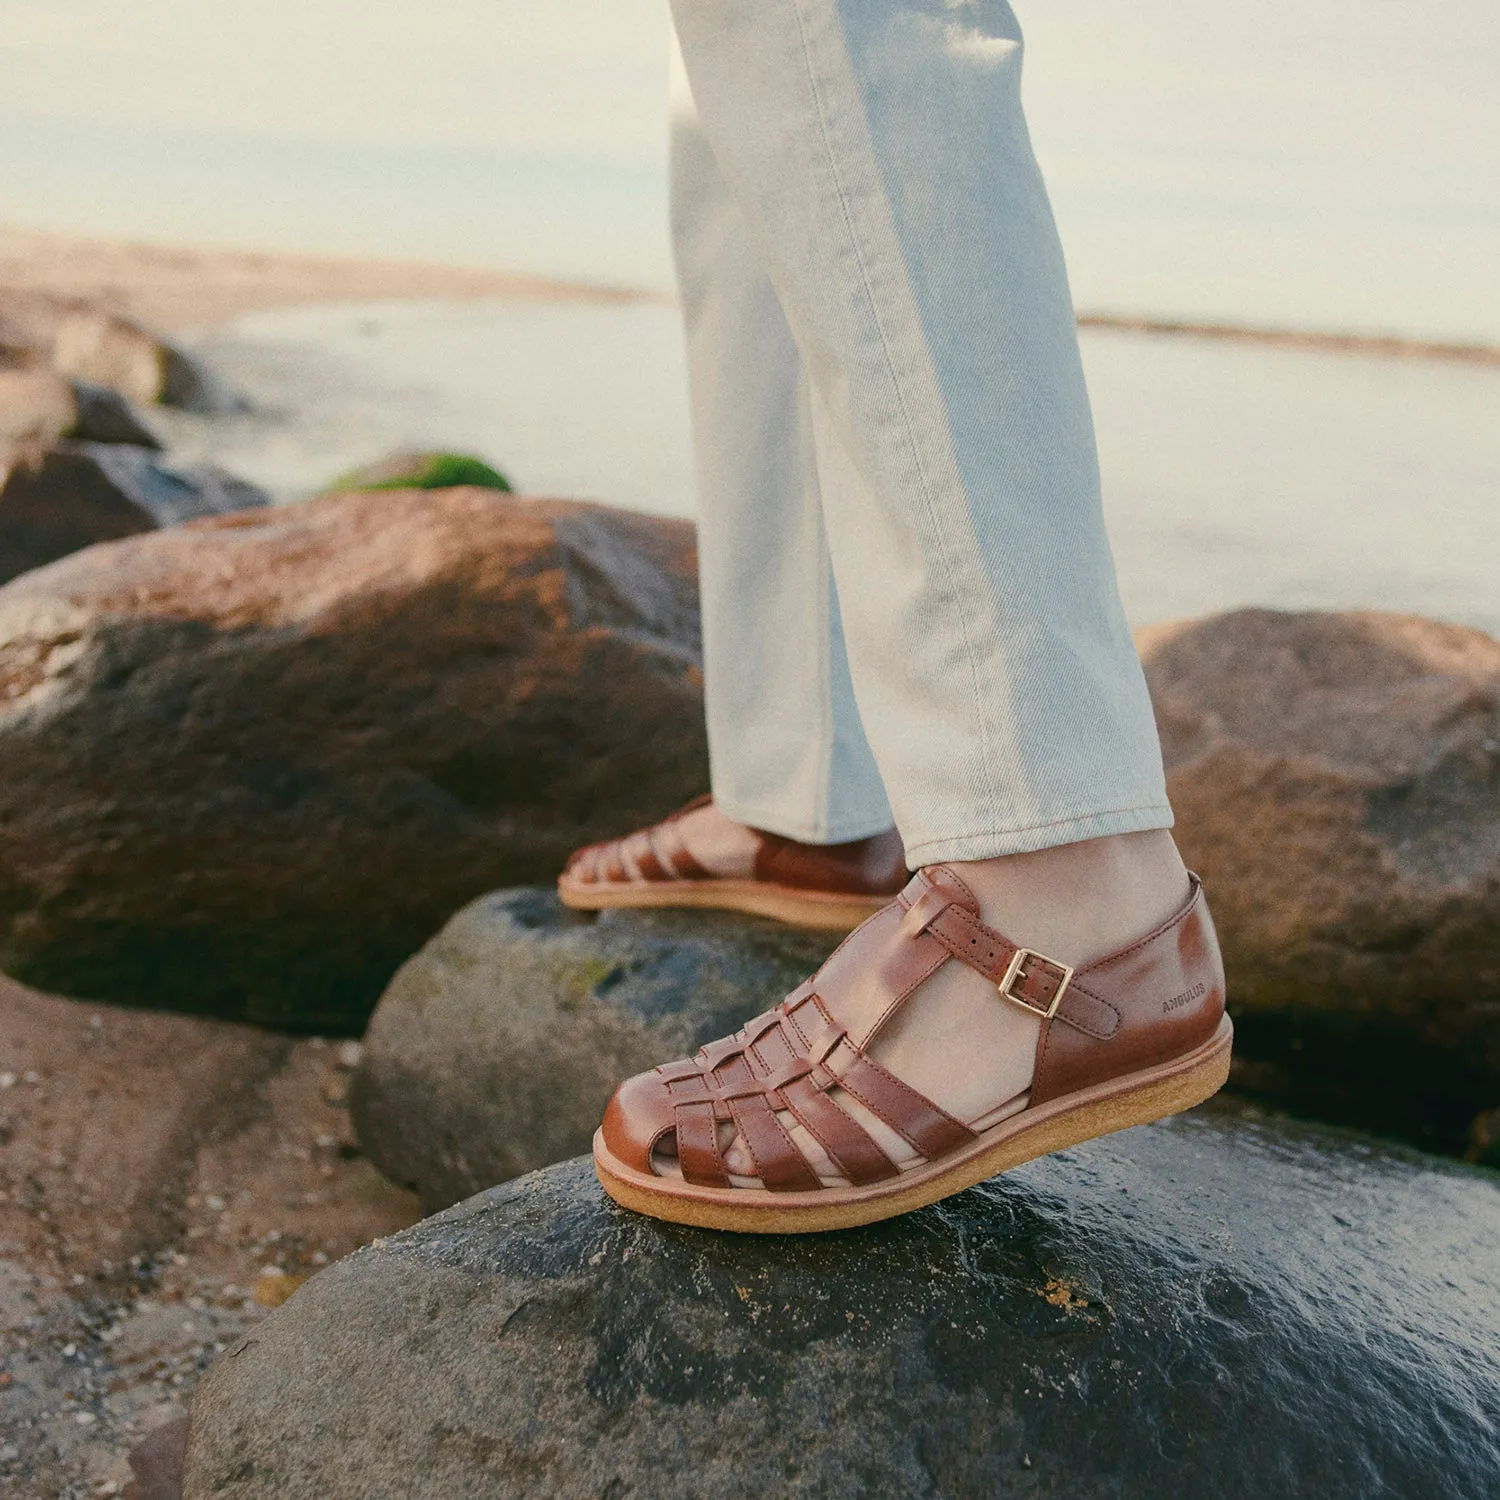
[558,795,907,931]
[594,863,1231,1233]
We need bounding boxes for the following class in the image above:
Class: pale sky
[0,0,672,156]
[2,1,1497,335]
[3,1,1494,165]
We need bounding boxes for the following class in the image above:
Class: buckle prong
[998,948,1073,1020]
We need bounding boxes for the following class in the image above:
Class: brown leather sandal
[558,796,908,931]
[594,865,1231,1233]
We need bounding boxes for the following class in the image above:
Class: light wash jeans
[669,0,1172,862]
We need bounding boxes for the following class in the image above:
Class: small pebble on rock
[253,1271,309,1309]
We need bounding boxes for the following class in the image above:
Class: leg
[595,2,1230,1230]
[669,0,1171,861]
[669,32,890,847]
[557,34,911,928]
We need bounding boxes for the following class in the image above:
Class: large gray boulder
[351,892,830,1210]
[1142,609,1500,1153]
[0,489,706,1031]
[183,1119,1500,1500]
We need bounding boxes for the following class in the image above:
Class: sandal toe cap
[600,1066,678,1173]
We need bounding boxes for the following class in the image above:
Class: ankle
[675,801,761,878]
[945,829,1189,969]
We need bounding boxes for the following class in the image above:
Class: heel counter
[1183,880,1228,1031]
[1031,875,1226,1107]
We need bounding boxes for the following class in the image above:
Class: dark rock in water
[352,891,830,1210]
[77,442,269,525]
[70,380,163,447]
[182,1119,1500,1500]
[329,449,513,493]
[0,489,706,1031]
[1142,609,1500,1154]
[51,309,221,411]
[0,364,160,448]
[0,442,154,582]
[0,441,266,584]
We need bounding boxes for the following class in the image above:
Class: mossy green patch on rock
[326,450,512,494]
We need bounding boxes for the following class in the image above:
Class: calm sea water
[3,0,1498,339]
[154,297,1500,636]
[8,0,1497,632]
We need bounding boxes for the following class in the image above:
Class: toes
[723,1137,756,1177]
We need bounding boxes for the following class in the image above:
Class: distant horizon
[8,219,1498,371]
[2,0,1497,341]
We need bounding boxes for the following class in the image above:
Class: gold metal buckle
[998,948,1073,1020]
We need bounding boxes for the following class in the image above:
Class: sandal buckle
[998,948,1073,1020]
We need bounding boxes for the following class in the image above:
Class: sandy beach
[0,224,650,334]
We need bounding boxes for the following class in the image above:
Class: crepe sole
[594,1015,1234,1234]
[559,874,886,932]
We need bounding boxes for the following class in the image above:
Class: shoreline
[2,225,1497,368]
[1077,312,1500,367]
[0,224,660,333]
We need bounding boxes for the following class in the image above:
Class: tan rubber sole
[594,1015,1233,1233]
[558,873,887,933]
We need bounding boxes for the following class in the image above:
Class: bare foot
[716,829,1190,1181]
[604,800,762,880]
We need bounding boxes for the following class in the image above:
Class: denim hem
[712,794,896,847]
[903,801,1175,863]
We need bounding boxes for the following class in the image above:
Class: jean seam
[714,796,893,847]
[812,429,834,838]
[788,0,1002,821]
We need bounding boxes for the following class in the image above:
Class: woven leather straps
[658,988,976,1189]
[648,867,1112,1191]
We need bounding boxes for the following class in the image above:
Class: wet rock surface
[0,489,706,1031]
[1143,609,1500,1153]
[0,441,266,585]
[184,1119,1500,1500]
[352,891,831,1210]
[0,973,420,1500]
[74,443,269,526]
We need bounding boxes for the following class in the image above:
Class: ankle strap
[900,874,1122,1037]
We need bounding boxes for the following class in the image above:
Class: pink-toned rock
[0,363,159,448]
[0,487,706,1031]
[1141,608,1500,1151]
[51,308,217,410]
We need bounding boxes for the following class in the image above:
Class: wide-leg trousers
[670,0,1172,862]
